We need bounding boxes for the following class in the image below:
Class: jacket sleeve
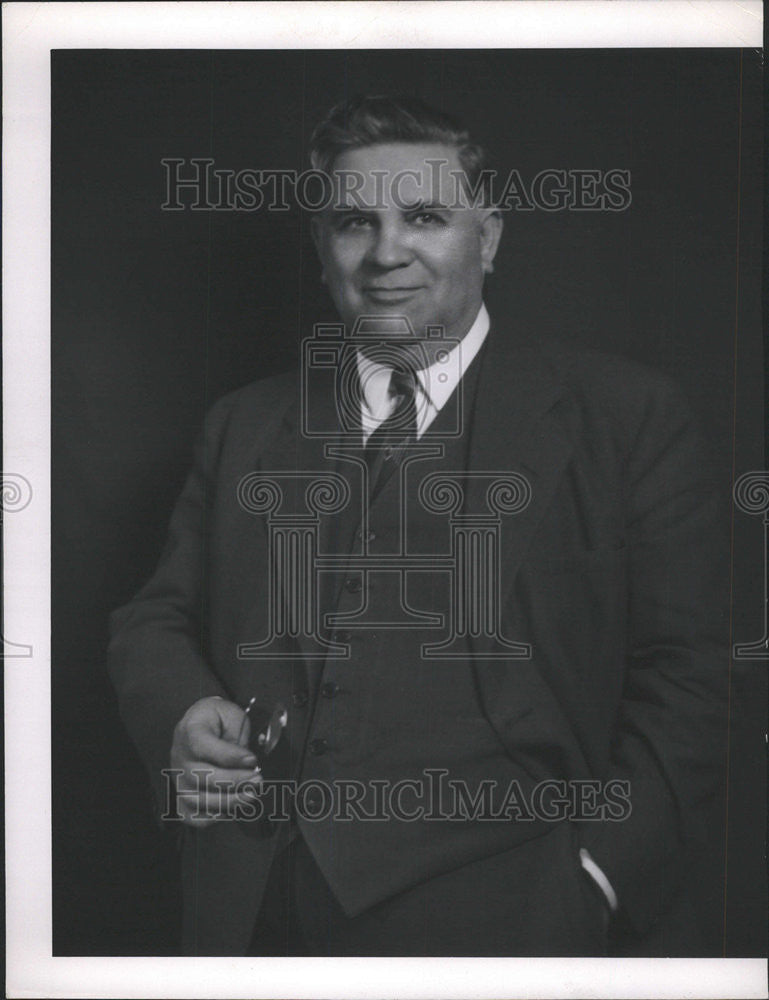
[579,377,728,936]
[107,394,238,817]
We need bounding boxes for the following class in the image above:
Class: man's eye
[410,211,444,225]
[338,215,371,230]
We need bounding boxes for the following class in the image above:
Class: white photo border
[3,3,765,998]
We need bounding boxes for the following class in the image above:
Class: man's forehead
[333,142,463,171]
[330,142,465,205]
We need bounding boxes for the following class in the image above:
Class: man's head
[309,96,502,357]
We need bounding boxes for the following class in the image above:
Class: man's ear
[479,209,503,274]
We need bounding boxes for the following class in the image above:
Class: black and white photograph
[4,3,767,997]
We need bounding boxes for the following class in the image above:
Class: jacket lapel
[264,365,364,666]
[465,329,574,618]
[463,330,590,778]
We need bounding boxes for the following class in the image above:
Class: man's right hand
[170,695,262,827]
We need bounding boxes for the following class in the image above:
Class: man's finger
[186,724,258,767]
[212,699,252,746]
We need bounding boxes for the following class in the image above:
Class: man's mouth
[363,286,423,303]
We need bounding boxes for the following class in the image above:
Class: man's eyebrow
[329,204,374,215]
[399,200,452,213]
[327,200,452,215]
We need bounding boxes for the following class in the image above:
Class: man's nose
[366,222,413,269]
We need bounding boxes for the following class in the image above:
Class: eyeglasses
[238,699,288,773]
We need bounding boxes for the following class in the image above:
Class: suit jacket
[108,326,726,955]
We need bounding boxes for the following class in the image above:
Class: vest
[271,344,546,917]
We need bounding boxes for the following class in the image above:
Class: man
[108,95,725,956]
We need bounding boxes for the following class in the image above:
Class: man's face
[312,143,502,354]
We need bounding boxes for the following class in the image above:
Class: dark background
[52,49,765,955]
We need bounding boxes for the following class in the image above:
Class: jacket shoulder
[211,368,298,418]
[540,336,696,432]
[203,368,299,434]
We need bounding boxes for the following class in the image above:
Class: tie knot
[389,366,417,409]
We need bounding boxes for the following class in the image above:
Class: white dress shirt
[356,303,490,444]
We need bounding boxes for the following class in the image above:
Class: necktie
[363,366,418,501]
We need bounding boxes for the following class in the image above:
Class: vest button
[292,691,308,707]
[321,681,339,699]
[344,576,362,593]
[309,738,328,756]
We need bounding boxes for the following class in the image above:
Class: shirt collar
[356,303,490,425]
[419,302,489,414]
